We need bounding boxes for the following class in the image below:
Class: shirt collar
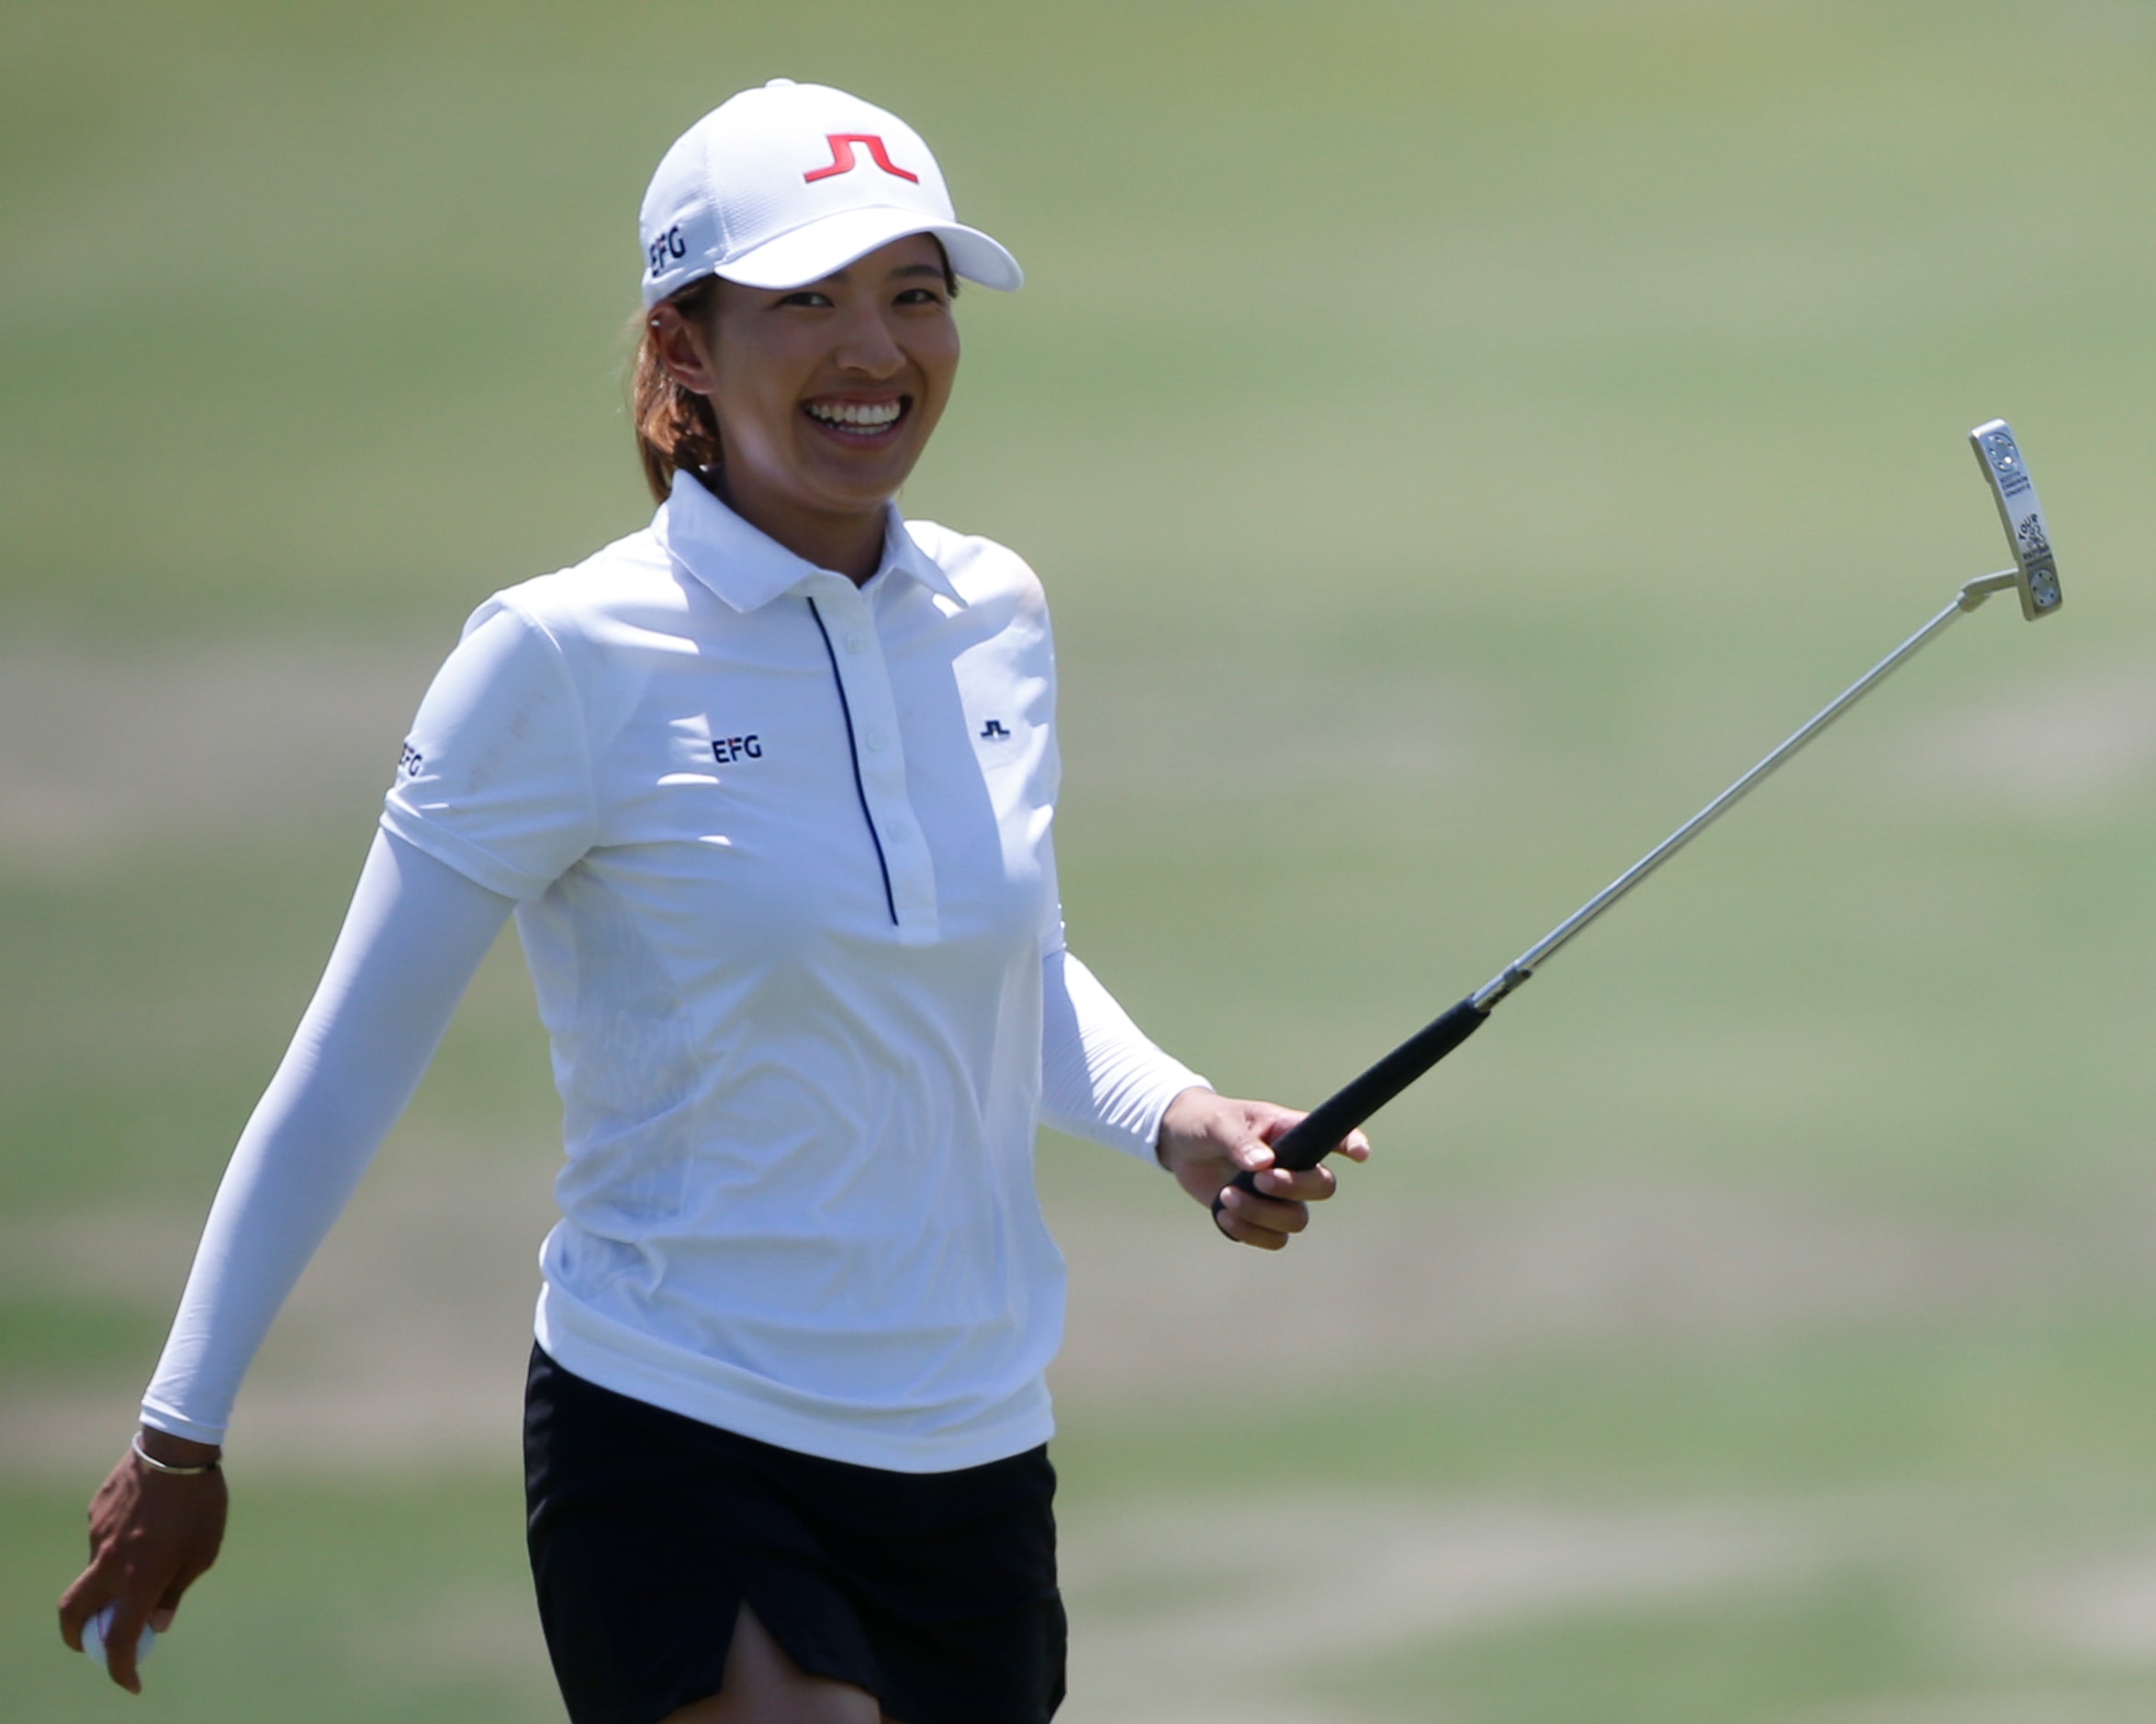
[655,470,965,613]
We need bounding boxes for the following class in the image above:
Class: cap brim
[716,206,1023,293]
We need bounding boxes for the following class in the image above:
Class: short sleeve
[381,599,598,900]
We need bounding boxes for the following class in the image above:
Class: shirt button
[844,633,868,654]
[887,819,912,843]
[865,732,889,753]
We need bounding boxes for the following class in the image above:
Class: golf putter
[1219,420,2062,1217]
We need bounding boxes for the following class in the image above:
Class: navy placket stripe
[805,596,899,927]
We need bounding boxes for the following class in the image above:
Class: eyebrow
[806,259,949,288]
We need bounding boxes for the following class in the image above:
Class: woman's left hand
[1155,1089,1370,1249]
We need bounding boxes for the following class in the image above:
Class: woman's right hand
[58,1429,228,1693]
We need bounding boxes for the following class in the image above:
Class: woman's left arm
[1039,948,1368,1248]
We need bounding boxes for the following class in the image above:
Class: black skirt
[522,1346,1066,1724]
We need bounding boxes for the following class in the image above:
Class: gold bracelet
[131,1433,219,1477]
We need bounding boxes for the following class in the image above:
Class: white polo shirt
[384,473,1199,1471]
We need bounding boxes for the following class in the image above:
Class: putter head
[1970,420,2062,621]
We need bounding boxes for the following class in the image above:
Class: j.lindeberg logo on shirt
[978,720,1010,741]
[712,734,763,763]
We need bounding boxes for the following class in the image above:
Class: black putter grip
[1217,995,1489,1214]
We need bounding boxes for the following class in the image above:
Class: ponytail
[629,275,724,504]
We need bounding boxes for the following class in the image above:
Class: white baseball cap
[639,79,1024,307]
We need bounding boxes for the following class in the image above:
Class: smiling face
[650,235,960,581]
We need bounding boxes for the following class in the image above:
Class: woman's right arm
[57,826,514,1692]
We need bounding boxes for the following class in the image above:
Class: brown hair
[630,275,724,504]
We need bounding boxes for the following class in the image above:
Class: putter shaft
[1471,567,2018,1011]
[1249,568,2023,1181]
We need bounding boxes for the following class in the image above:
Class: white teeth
[807,399,902,429]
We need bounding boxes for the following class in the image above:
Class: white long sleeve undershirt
[1038,948,1201,1154]
[140,831,513,1444]
[140,831,1201,1446]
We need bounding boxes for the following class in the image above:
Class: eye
[776,290,834,308]
[894,286,947,308]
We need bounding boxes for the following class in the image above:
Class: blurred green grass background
[6,1,2156,1718]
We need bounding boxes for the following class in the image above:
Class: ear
[648,300,719,396]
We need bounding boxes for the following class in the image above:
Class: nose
[832,302,904,378]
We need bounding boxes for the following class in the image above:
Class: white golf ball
[82,1604,155,1666]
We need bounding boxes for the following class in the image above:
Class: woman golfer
[59,79,1364,1723]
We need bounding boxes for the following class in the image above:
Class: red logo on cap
[803,133,920,185]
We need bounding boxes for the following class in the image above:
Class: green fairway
[7,1,2156,1718]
